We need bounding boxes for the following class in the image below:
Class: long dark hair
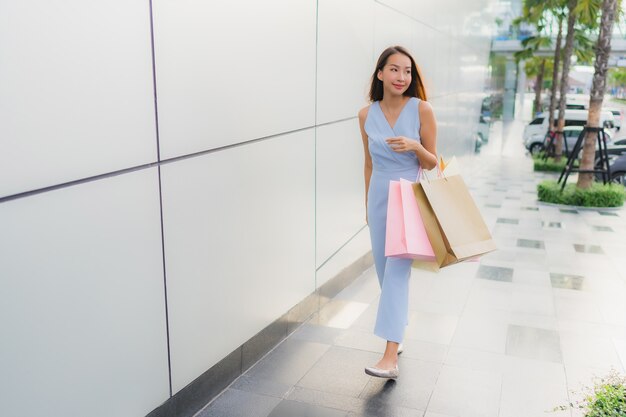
[368,46,427,102]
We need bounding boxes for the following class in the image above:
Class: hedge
[537,180,625,207]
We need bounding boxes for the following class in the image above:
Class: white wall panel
[316,120,366,268]
[161,130,315,393]
[316,0,374,124]
[374,2,415,57]
[153,0,317,159]
[0,168,169,417]
[0,1,157,199]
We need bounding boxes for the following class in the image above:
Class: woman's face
[377,53,412,97]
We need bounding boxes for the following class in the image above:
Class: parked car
[525,125,613,156]
[524,109,615,155]
[477,115,490,143]
[561,126,613,155]
[604,107,623,131]
[593,145,626,179]
[608,153,626,185]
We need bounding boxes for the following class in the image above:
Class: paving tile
[287,386,424,417]
[550,272,585,290]
[245,339,330,387]
[522,206,539,211]
[516,238,545,249]
[267,399,348,417]
[560,208,579,214]
[290,323,344,345]
[296,346,378,398]
[560,332,624,370]
[359,357,440,411]
[230,375,291,398]
[476,265,513,282]
[484,203,501,208]
[404,311,459,345]
[499,357,569,417]
[542,221,562,228]
[573,244,604,254]
[197,389,281,417]
[505,324,562,363]
[598,211,619,216]
[309,300,370,329]
[496,218,519,225]
[427,365,501,417]
[591,225,614,232]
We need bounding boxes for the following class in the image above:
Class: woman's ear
[377,69,383,81]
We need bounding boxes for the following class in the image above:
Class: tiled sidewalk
[197,121,626,417]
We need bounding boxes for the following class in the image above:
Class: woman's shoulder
[358,103,373,122]
[417,99,433,113]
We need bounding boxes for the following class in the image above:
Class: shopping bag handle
[416,157,445,183]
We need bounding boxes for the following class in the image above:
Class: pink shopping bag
[385,178,435,260]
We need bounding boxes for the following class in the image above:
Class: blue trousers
[372,253,411,343]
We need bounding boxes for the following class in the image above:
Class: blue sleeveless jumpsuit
[364,97,421,344]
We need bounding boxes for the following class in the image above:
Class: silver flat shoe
[364,365,399,379]
[398,343,404,354]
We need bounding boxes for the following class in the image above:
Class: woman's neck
[380,95,409,110]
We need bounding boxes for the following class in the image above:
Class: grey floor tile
[505,324,562,363]
[359,357,441,411]
[245,339,330,386]
[267,399,348,417]
[485,203,501,208]
[573,244,604,254]
[496,218,519,225]
[592,225,614,232]
[598,211,619,216]
[542,221,563,228]
[516,238,545,249]
[550,272,585,290]
[476,264,513,282]
[287,386,423,417]
[296,346,379,398]
[560,208,579,214]
[522,206,539,211]
[230,375,291,398]
[197,389,281,417]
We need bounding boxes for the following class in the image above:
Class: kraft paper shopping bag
[412,174,496,269]
[385,179,435,260]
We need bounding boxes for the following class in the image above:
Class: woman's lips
[393,84,405,90]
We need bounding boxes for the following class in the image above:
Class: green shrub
[537,180,625,207]
[533,154,577,172]
[554,370,626,416]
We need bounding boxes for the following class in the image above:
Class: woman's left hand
[386,136,420,153]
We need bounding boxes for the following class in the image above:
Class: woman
[358,46,437,379]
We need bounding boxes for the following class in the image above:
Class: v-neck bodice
[364,97,421,172]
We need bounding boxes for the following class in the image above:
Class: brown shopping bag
[411,174,496,270]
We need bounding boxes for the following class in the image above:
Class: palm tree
[577,0,619,188]
[522,56,554,115]
[547,2,568,136]
[554,0,602,161]
[515,0,568,129]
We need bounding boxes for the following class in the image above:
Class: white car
[523,109,615,154]
[525,125,613,155]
